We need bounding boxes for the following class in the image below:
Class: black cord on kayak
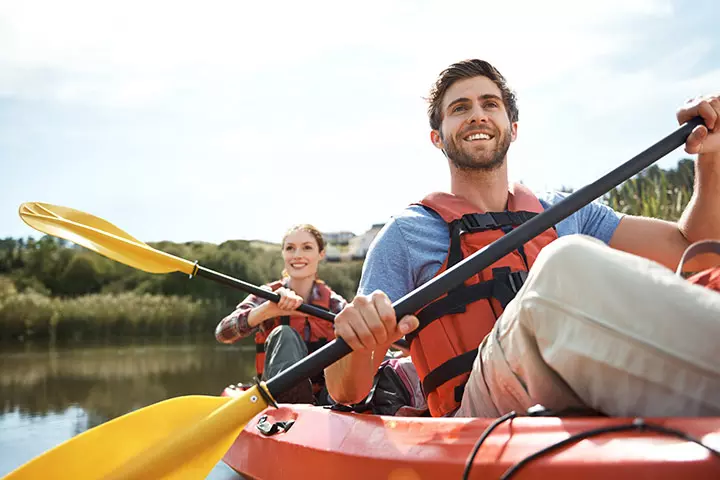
[462,411,517,480]
[500,417,720,480]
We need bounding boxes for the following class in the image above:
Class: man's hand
[678,94,720,155]
[334,290,419,351]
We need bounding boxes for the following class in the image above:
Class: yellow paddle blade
[5,385,271,480]
[19,202,196,275]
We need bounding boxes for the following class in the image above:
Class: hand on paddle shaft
[334,291,419,352]
[680,95,719,155]
[247,287,306,327]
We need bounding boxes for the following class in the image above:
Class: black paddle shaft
[195,265,413,351]
[195,266,336,321]
[266,116,704,398]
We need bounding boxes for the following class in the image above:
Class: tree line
[0,159,694,344]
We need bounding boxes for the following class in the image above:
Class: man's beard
[442,125,512,172]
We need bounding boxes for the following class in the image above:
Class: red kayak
[220,386,720,479]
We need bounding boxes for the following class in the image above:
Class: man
[324,59,720,418]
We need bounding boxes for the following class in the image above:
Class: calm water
[0,337,258,478]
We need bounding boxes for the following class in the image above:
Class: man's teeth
[466,133,491,141]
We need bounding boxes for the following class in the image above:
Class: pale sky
[1,0,718,244]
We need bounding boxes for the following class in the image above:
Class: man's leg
[457,235,720,418]
[262,325,314,404]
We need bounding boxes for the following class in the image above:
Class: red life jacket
[407,184,558,417]
[677,240,720,293]
[254,280,335,379]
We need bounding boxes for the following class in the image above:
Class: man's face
[432,76,517,171]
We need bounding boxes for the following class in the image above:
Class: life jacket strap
[406,268,528,344]
[422,348,478,397]
[459,210,537,234]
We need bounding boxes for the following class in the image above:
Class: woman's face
[282,230,325,280]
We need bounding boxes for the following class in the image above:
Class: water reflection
[0,337,257,478]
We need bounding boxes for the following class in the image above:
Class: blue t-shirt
[358,191,624,301]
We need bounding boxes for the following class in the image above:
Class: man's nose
[467,105,489,124]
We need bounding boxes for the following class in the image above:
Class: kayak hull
[221,391,720,479]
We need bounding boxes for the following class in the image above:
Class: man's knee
[533,234,608,277]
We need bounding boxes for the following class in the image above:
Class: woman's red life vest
[254,280,335,378]
[407,184,558,417]
[677,240,720,293]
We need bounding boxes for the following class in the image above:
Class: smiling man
[324,59,720,418]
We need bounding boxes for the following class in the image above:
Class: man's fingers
[370,291,397,342]
[398,315,419,335]
[334,319,365,351]
[698,99,718,131]
[685,125,708,154]
[350,295,385,347]
[334,301,380,351]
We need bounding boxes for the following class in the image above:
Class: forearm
[215,300,274,343]
[679,153,720,242]
[246,302,276,327]
[324,345,387,404]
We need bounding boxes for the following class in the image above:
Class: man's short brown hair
[426,59,519,131]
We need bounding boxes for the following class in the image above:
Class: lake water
[0,337,258,478]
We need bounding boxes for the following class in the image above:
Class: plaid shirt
[215,279,347,344]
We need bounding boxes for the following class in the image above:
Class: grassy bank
[0,277,227,343]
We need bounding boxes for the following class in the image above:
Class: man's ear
[510,122,518,143]
[430,129,444,150]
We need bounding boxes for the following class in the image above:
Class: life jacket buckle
[508,271,528,293]
[461,213,497,233]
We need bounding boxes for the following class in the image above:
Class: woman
[215,224,347,405]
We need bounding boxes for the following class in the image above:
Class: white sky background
[0,0,718,243]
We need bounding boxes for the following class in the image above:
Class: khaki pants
[455,235,720,418]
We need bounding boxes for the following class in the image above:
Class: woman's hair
[282,224,325,252]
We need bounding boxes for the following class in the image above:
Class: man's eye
[452,105,467,113]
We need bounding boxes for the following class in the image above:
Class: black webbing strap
[491,267,528,309]
[406,281,495,343]
[460,211,537,234]
[406,269,528,344]
[422,348,478,397]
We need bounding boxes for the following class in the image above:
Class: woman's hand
[266,287,304,317]
[247,287,305,327]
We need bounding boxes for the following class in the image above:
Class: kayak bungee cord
[461,411,518,480]
[500,419,720,479]
[462,410,720,480]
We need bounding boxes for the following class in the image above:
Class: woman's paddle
[16,202,411,350]
[6,116,702,480]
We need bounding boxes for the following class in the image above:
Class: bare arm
[610,95,720,271]
[324,291,418,404]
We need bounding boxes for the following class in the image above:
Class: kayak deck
[222,403,720,479]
